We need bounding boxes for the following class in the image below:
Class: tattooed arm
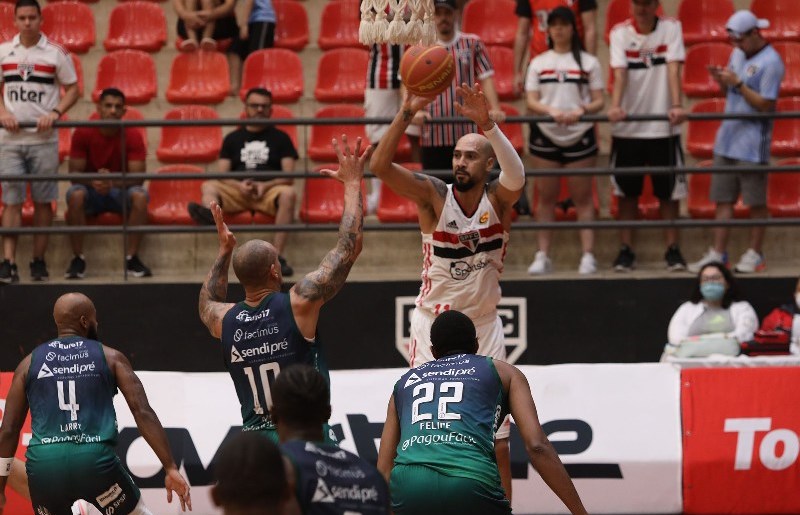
[199,201,236,338]
[290,137,369,339]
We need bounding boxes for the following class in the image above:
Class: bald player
[370,82,525,498]
[199,135,370,443]
[0,293,191,515]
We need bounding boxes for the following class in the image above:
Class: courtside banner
[681,367,800,514]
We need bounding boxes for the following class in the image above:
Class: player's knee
[67,189,86,208]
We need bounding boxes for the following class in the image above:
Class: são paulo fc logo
[17,62,34,81]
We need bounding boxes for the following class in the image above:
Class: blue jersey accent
[282,440,389,515]
[249,0,276,23]
[26,336,118,447]
[221,293,328,431]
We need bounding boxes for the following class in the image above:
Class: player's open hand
[455,83,493,131]
[318,135,372,185]
[401,93,434,117]
[210,201,236,255]
[165,467,192,511]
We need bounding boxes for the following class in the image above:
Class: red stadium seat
[239,49,303,103]
[751,0,800,42]
[604,0,664,44]
[88,106,147,151]
[771,42,800,97]
[104,1,167,52]
[678,0,734,46]
[496,103,524,154]
[41,2,95,54]
[58,114,71,163]
[274,0,309,51]
[686,98,726,159]
[486,45,517,101]
[462,0,516,47]
[148,165,205,225]
[610,176,661,220]
[533,176,599,222]
[317,1,362,50]
[682,43,733,98]
[156,106,222,163]
[314,48,369,103]
[377,163,420,223]
[0,4,13,42]
[687,162,750,218]
[166,50,230,104]
[93,50,157,105]
[307,105,368,162]
[772,97,800,157]
[300,169,366,223]
[62,54,84,98]
[768,159,800,217]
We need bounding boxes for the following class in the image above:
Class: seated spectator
[188,88,298,276]
[524,7,604,276]
[241,0,276,56]
[65,88,151,279]
[665,262,758,358]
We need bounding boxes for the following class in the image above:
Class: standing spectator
[65,88,151,279]
[0,0,79,284]
[414,0,505,173]
[513,0,598,94]
[525,6,604,275]
[188,88,298,276]
[607,0,687,272]
[688,11,784,274]
[240,0,276,56]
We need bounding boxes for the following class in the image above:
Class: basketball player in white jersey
[370,82,525,500]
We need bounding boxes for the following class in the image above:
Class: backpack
[740,306,793,355]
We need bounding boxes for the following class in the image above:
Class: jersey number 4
[411,382,463,425]
[243,363,280,415]
[57,380,80,421]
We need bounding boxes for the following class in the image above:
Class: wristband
[0,457,14,476]
[51,108,62,118]
[733,81,744,91]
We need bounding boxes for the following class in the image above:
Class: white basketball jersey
[415,185,508,320]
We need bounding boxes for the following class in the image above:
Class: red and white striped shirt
[367,43,402,90]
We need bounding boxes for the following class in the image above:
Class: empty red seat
[683,43,733,98]
[772,97,800,157]
[314,48,369,103]
[376,162,420,223]
[88,106,147,151]
[156,106,222,163]
[686,98,726,159]
[239,48,303,103]
[497,104,524,154]
[300,169,366,223]
[274,0,309,51]
[0,4,13,42]
[604,0,664,44]
[58,114,71,162]
[751,0,800,42]
[167,50,230,104]
[148,165,205,225]
[308,105,368,162]
[63,54,84,98]
[610,176,661,220]
[768,159,800,217]
[771,42,800,97]
[41,2,95,53]
[93,50,157,105]
[533,176,599,221]
[462,0,515,47]
[486,45,517,101]
[678,0,734,46]
[317,1,362,50]
[104,1,167,52]
[687,162,750,218]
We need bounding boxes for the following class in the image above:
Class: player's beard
[453,173,475,192]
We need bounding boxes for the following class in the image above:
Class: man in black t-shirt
[189,87,299,275]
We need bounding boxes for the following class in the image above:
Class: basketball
[400,45,455,98]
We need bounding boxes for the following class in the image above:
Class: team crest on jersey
[37,363,53,379]
[230,346,244,363]
[556,70,568,83]
[479,211,489,224]
[17,62,34,81]
[641,50,654,67]
[404,373,422,388]
[746,64,758,77]
[311,479,335,503]
[458,230,480,252]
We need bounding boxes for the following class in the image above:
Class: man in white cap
[689,10,784,274]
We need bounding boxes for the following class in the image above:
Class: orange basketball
[400,45,456,98]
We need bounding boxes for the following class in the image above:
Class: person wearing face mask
[664,262,758,358]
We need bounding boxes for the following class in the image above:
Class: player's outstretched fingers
[331,137,343,163]
[340,134,352,159]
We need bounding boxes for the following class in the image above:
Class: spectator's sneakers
[30,258,49,281]
[734,249,766,273]
[0,260,19,284]
[612,245,636,272]
[688,247,728,273]
[187,202,215,225]
[278,256,294,277]
[65,255,86,279]
[578,252,597,275]
[126,255,153,277]
[527,251,552,275]
[664,244,687,272]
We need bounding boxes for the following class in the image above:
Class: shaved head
[53,292,98,339]
[233,239,279,288]
[456,133,494,159]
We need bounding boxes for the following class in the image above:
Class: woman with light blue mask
[664,262,758,359]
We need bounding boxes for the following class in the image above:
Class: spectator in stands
[240,0,276,56]
[607,0,687,273]
[65,88,151,279]
[413,0,505,174]
[188,87,298,276]
[524,7,604,275]
[513,0,598,95]
[0,0,79,284]
[666,262,758,357]
[688,11,785,275]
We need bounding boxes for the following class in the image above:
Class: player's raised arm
[290,136,368,337]
[0,356,31,514]
[377,395,400,484]
[198,202,237,338]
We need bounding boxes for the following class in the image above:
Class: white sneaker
[688,247,727,273]
[734,248,766,273]
[578,252,597,275]
[527,251,552,275]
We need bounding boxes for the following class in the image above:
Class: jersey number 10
[57,380,80,421]
[243,363,281,415]
[411,381,463,425]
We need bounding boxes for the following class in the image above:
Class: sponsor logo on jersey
[230,339,289,363]
[49,340,84,350]
[41,433,102,444]
[45,351,56,361]
[46,362,96,376]
[450,259,487,280]
[315,459,367,480]
[96,483,123,508]
[404,373,422,388]
[45,350,90,363]
[234,325,280,343]
[312,478,380,504]
[422,367,476,378]
[230,346,244,363]
[479,211,489,224]
[446,220,458,230]
[311,478,335,503]
[37,363,53,379]
[458,230,480,252]
[235,309,270,323]
[401,430,477,450]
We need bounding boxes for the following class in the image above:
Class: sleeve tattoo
[199,252,232,327]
